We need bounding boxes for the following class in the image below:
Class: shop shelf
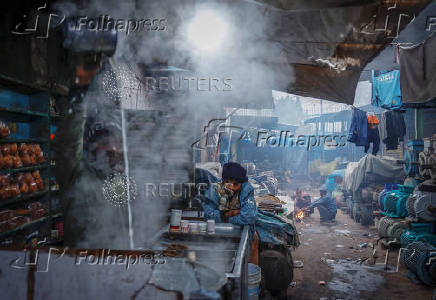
[0,164,48,175]
[0,76,56,246]
[52,213,63,219]
[0,216,49,239]
[0,106,48,118]
[0,138,49,144]
[0,189,49,209]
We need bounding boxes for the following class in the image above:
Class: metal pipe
[226,225,249,278]
[415,108,423,140]
[109,58,135,250]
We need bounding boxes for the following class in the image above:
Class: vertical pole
[109,57,135,250]
[415,108,423,140]
[121,108,135,250]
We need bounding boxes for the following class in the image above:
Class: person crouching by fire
[305,189,337,223]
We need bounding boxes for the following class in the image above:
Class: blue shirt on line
[372,70,402,110]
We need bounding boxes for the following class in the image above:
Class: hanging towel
[371,70,402,110]
[348,108,368,147]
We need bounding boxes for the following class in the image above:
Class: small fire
[296,210,305,221]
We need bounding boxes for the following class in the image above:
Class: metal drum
[378,216,394,238]
[414,191,436,222]
[387,221,406,240]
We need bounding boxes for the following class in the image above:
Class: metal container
[207,219,215,234]
[180,220,189,233]
[170,209,182,230]
[189,222,199,234]
[199,222,207,233]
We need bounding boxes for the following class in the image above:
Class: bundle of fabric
[256,195,284,214]
[261,179,278,195]
[343,162,359,192]
[258,202,284,214]
[260,171,274,177]
[255,210,300,247]
[252,174,268,183]
[255,194,282,204]
[346,154,405,194]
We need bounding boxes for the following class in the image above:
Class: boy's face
[223,179,242,192]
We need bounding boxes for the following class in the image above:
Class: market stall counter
[0,224,250,300]
[149,223,250,300]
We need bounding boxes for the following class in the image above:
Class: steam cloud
[55,0,295,249]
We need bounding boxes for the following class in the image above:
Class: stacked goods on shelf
[0,201,47,234]
[0,85,55,246]
[0,143,45,169]
[0,171,45,200]
[0,122,10,138]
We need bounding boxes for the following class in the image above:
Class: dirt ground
[286,209,434,300]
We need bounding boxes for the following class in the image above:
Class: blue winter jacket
[203,182,257,225]
[348,108,368,147]
[202,182,299,247]
[309,196,337,216]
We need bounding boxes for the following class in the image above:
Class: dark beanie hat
[222,162,248,183]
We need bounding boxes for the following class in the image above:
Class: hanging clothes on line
[347,107,367,147]
[383,110,406,150]
[365,114,380,155]
[371,70,402,110]
[378,112,388,144]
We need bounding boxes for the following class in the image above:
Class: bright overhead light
[187,10,229,52]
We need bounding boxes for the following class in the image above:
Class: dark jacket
[348,108,368,147]
[202,182,299,246]
[203,182,257,225]
[309,196,337,216]
[383,111,406,150]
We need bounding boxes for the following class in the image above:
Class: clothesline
[348,105,406,155]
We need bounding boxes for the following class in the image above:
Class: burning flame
[296,210,305,221]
